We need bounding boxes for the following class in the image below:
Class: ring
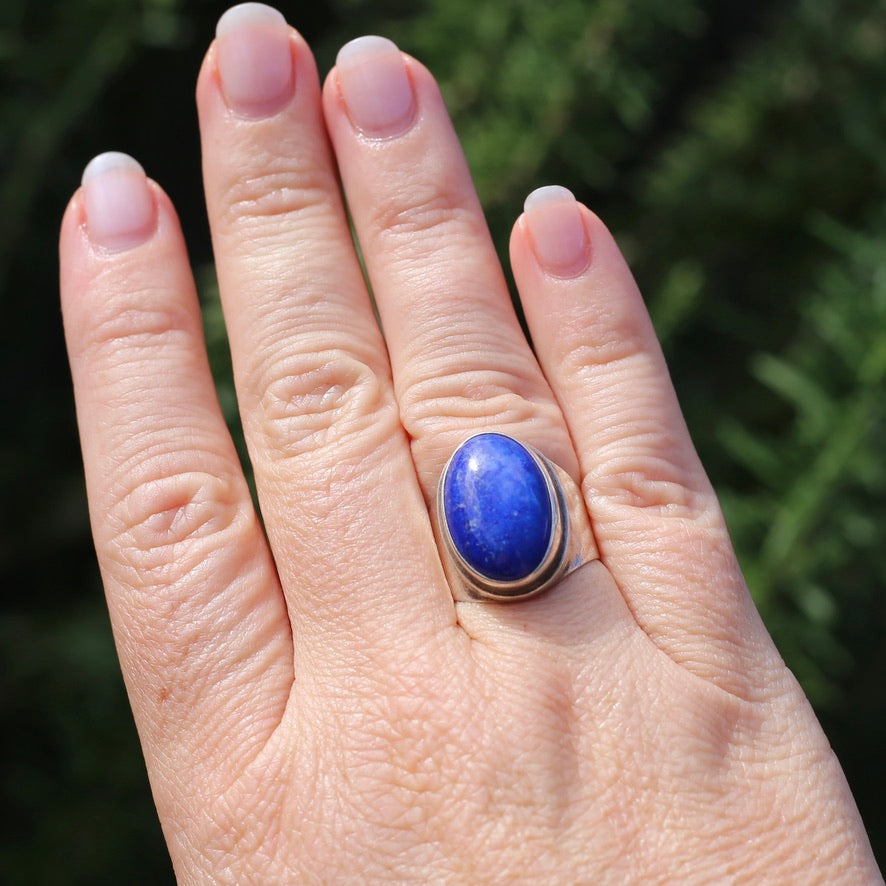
[436,433,593,602]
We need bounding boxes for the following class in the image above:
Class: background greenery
[1,0,884,880]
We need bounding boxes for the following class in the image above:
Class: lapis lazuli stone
[442,433,553,582]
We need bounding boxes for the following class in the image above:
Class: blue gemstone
[442,433,553,582]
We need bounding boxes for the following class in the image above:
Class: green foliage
[720,215,886,704]
[629,0,886,708]
[325,0,712,251]
[2,0,885,879]
[0,0,189,293]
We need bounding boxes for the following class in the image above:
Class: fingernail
[81,152,157,252]
[523,186,591,278]
[336,36,415,136]
[216,3,293,118]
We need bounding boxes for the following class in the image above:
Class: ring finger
[322,37,585,505]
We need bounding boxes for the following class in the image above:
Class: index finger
[59,154,293,786]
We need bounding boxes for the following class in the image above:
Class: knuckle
[399,366,574,489]
[559,295,653,377]
[399,360,558,437]
[584,452,713,520]
[560,328,647,382]
[107,468,250,584]
[219,162,337,231]
[76,288,193,363]
[255,349,397,463]
[369,182,485,252]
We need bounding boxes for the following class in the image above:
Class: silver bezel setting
[437,436,571,602]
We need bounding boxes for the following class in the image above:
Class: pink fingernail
[81,152,157,252]
[216,3,294,118]
[336,36,415,136]
[523,186,591,278]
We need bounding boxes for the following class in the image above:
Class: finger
[60,153,292,788]
[511,187,769,692]
[322,38,582,501]
[197,7,454,663]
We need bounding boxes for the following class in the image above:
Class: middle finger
[198,8,453,657]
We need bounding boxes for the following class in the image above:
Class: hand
[59,5,880,882]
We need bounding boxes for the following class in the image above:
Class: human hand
[59,4,881,882]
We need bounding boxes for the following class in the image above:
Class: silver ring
[436,433,593,602]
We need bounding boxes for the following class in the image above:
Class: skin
[59,11,881,885]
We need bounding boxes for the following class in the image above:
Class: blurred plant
[0,0,189,295]
[629,0,886,711]
[719,213,886,704]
